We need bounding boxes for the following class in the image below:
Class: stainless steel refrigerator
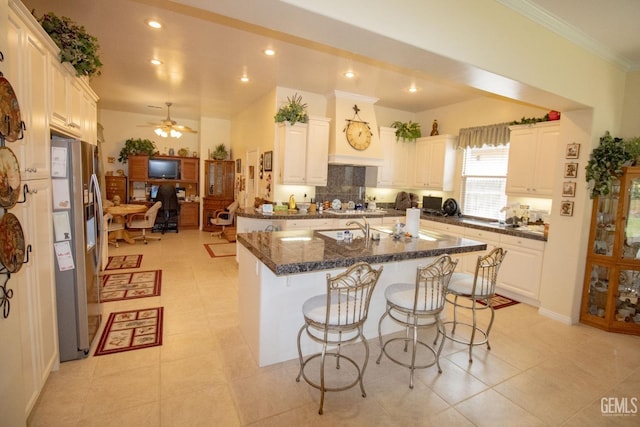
[51,136,104,361]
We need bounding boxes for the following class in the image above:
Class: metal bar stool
[376,255,458,389]
[296,262,383,414]
[441,247,507,362]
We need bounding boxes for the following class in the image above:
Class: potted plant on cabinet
[390,120,421,142]
[586,131,632,198]
[211,143,229,160]
[37,12,103,78]
[274,93,309,125]
[118,138,156,163]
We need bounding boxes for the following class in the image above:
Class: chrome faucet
[346,217,370,240]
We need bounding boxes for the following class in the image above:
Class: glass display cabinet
[581,167,640,334]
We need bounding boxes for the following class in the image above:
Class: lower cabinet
[498,235,545,302]
[14,180,57,417]
[179,202,199,229]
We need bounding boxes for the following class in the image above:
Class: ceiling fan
[140,102,197,138]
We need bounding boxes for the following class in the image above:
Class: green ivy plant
[118,138,156,164]
[38,12,103,78]
[623,136,640,162]
[586,132,632,198]
[509,114,550,126]
[390,120,421,142]
[274,93,309,125]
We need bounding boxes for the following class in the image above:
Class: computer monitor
[422,196,443,214]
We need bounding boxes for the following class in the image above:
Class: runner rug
[101,270,162,302]
[94,307,164,356]
[477,294,520,310]
[204,242,236,258]
[105,254,143,271]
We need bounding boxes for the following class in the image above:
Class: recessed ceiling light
[240,75,249,83]
[409,86,418,93]
[264,48,275,56]
[147,20,162,29]
[150,59,162,66]
[344,71,355,79]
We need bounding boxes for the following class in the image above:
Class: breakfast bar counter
[237,228,486,366]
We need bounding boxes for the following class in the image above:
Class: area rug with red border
[204,242,236,258]
[105,254,143,270]
[101,270,162,302]
[477,294,520,310]
[94,307,164,356]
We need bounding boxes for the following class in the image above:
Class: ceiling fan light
[154,128,163,136]
[170,129,182,138]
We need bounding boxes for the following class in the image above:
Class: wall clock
[344,104,372,151]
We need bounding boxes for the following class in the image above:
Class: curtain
[457,122,511,149]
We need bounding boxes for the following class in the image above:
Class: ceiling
[20,0,640,122]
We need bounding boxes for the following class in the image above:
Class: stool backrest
[325,262,383,329]
[414,254,458,313]
[472,247,507,298]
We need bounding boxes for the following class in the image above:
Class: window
[461,144,509,220]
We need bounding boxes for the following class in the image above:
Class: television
[148,158,180,179]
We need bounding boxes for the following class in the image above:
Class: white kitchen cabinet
[463,227,501,274]
[305,117,330,185]
[412,134,457,190]
[277,117,330,186]
[6,5,54,181]
[498,234,545,303]
[284,217,335,230]
[14,180,57,417]
[375,127,412,187]
[506,122,560,197]
[50,60,83,137]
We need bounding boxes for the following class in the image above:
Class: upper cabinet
[412,134,457,190]
[376,126,412,187]
[49,60,98,140]
[6,5,56,180]
[375,129,456,191]
[277,117,330,186]
[506,122,560,197]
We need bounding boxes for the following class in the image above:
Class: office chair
[127,202,162,244]
[210,200,238,237]
[155,184,180,234]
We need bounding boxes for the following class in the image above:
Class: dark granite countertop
[237,208,547,242]
[237,228,487,276]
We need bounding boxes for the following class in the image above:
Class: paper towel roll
[405,208,420,237]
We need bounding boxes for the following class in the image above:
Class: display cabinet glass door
[208,162,224,197]
[591,179,619,257]
[622,175,640,260]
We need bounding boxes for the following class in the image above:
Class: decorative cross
[352,104,360,115]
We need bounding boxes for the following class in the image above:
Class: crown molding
[496,0,634,71]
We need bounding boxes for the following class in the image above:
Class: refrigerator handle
[90,173,103,272]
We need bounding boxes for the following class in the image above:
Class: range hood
[327,91,384,166]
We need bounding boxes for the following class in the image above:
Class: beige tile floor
[29,229,640,426]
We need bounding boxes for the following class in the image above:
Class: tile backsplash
[315,165,367,204]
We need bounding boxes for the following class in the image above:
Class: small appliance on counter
[422,196,443,215]
[443,198,461,217]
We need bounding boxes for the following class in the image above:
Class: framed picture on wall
[236,158,242,174]
[264,151,273,172]
[560,200,574,216]
[566,143,580,159]
[562,181,576,197]
[564,162,578,178]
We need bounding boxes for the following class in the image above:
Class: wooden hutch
[203,160,235,232]
[125,155,200,229]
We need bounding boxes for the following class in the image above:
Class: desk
[106,204,147,244]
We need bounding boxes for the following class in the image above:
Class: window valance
[457,122,511,149]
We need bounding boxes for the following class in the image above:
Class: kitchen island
[237,228,486,366]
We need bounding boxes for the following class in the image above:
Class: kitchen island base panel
[238,244,439,367]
